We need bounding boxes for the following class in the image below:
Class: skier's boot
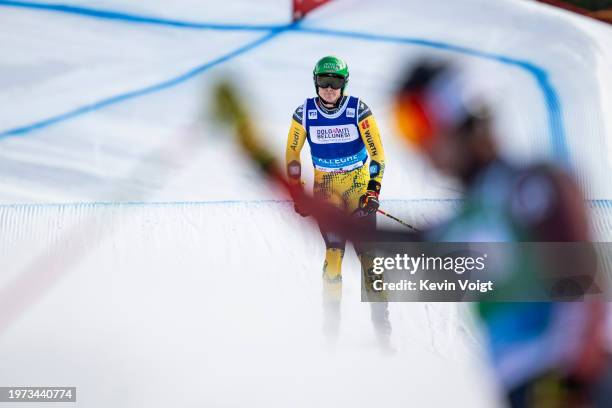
[370,302,394,353]
[322,291,341,340]
[360,252,394,353]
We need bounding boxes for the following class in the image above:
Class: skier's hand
[359,180,381,215]
[358,190,380,215]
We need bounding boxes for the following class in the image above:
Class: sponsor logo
[369,162,380,176]
[318,154,359,165]
[346,108,356,118]
[290,128,302,151]
[308,110,318,119]
[322,63,340,71]
[309,125,359,144]
[364,129,378,156]
[312,150,367,172]
[361,119,370,130]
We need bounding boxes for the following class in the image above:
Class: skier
[391,59,612,407]
[213,57,611,407]
[284,55,390,342]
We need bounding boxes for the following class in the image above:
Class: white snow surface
[0,0,611,407]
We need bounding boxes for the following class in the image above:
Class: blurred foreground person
[212,59,611,406]
[285,56,391,345]
[390,60,612,408]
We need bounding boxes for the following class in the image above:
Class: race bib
[309,125,359,145]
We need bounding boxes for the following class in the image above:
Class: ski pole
[377,208,421,232]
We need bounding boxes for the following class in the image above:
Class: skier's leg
[355,214,393,349]
[319,229,346,338]
[340,165,392,346]
[321,227,345,304]
[360,248,391,327]
[314,169,348,337]
[323,245,344,302]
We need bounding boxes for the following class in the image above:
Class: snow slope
[1,0,611,406]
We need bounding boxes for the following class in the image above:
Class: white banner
[309,124,359,145]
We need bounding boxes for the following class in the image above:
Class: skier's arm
[510,167,606,376]
[285,107,307,187]
[357,102,386,190]
[356,101,385,213]
[510,166,589,241]
[510,165,600,298]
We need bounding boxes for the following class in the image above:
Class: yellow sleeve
[358,114,385,189]
[285,118,307,186]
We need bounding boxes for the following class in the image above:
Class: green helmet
[313,55,349,93]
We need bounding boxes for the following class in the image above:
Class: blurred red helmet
[393,59,478,150]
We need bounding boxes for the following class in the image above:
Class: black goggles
[315,75,346,90]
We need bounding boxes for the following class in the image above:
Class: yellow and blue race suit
[285,95,386,301]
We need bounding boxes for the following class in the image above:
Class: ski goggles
[393,73,470,149]
[393,93,435,148]
[315,75,346,90]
